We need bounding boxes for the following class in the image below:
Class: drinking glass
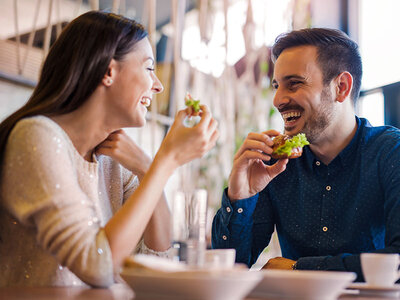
[171,189,208,267]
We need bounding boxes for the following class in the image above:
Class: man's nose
[272,88,290,110]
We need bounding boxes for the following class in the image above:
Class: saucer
[347,283,400,298]
[249,270,356,300]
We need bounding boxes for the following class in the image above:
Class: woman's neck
[50,95,114,162]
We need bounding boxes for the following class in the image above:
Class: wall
[0,80,32,122]
[311,0,342,29]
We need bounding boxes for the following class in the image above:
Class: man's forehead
[273,45,320,80]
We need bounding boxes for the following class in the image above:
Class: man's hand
[262,257,296,270]
[228,129,288,200]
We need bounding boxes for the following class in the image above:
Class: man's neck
[309,113,357,165]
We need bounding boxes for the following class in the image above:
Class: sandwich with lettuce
[271,133,309,159]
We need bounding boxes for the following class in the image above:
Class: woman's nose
[152,74,164,94]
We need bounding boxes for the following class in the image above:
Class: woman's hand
[96,129,151,179]
[157,105,219,168]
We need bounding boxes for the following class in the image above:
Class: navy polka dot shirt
[212,117,400,281]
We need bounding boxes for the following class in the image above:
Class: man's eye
[272,83,278,90]
[288,81,301,88]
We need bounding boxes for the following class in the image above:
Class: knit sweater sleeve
[121,166,171,258]
[1,117,114,287]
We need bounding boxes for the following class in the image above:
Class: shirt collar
[338,116,364,167]
[303,116,365,168]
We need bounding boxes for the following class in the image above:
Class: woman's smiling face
[108,37,164,128]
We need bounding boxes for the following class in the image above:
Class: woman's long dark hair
[0,11,147,171]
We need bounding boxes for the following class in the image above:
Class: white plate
[249,269,356,300]
[347,283,400,297]
[121,267,262,300]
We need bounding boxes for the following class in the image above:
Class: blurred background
[1,0,399,266]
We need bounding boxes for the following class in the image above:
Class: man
[212,28,400,281]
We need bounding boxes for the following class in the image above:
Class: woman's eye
[147,68,155,72]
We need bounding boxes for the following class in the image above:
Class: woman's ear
[102,59,118,87]
[335,71,353,103]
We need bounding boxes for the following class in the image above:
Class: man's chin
[284,126,299,136]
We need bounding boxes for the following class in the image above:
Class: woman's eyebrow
[145,57,155,65]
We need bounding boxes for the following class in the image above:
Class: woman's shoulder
[12,115,62,136]
[6,115,76,164]
[9,115,70,147]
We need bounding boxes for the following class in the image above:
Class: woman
[0,11,218,287]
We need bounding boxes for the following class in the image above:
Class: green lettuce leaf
[185,93,201,112]
[274,133,310,156]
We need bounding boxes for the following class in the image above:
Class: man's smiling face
[271,45,336,143]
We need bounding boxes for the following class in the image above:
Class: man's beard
[302,86,335,144]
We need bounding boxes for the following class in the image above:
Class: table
[0,284,394,300]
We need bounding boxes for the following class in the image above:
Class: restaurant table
[0,284,395,300]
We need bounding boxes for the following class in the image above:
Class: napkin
[124,254,188,273]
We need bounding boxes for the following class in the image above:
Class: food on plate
[185,93,201,116]
[271,133,309,159]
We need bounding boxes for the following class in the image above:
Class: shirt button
[222,235,227,240]
[226,207,231,213]
[316,161,321,166]
[238,208,243,213]
[322,226,328,232]
[326,185,331,191]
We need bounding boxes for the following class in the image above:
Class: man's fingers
[234,132,274,158]
[235,139,273,159]
[269,159,289,176]
[261,129,281,137]
[247,132,274,146]
[235,149,271,164]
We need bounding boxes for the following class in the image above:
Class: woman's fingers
[196,105,211,129]
[206,118,218,138]
[205,128,219,152]
[174,109,188,124]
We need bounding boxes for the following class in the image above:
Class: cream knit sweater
[0,116,166,287]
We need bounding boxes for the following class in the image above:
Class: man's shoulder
[360,118,400,144]
[360,119,400,160]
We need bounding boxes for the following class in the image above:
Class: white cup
[205,249,236,269]
[361,253,400,286]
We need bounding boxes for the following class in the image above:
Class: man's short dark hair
[272,28,363,103]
